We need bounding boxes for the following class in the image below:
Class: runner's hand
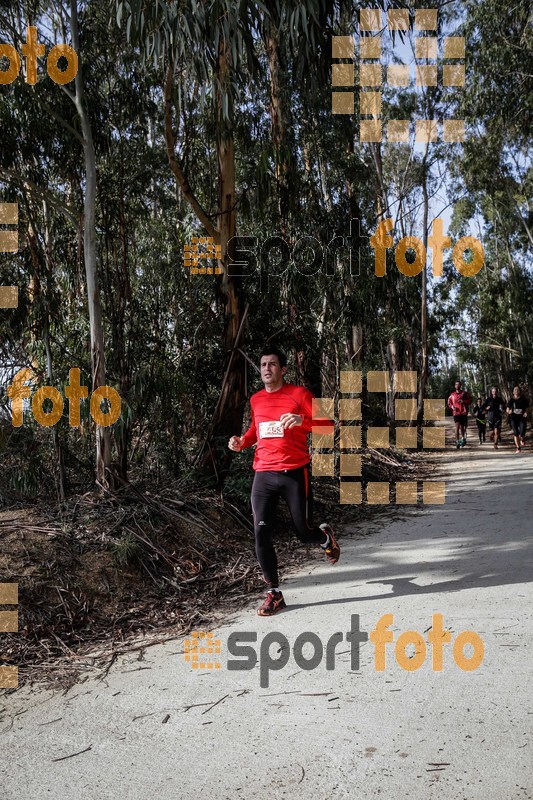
[228,435,245,452]
[279,413,303,429]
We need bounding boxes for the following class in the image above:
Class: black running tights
[251,465,327,588]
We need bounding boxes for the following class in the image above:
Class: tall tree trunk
[387,337,400,421]
[42,199,67,499]
[23,188,67,500]
[417,168,429,424]
[163,46,245,481]
[209,111,246,479]
[70,0,113,488]
[264,22,293,238]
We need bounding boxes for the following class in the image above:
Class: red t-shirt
[241,383,333,471]
[447,390,473,416]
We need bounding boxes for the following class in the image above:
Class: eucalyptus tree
[114,0,385,475]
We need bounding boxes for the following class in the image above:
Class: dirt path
[1,432,532,799]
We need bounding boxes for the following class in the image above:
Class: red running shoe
[320,523,340,564]
[257,590,286,616]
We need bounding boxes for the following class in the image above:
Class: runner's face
[260,355,286,388]
[491,388,497,397]
[455,382,461,391]
[513,387,520,398]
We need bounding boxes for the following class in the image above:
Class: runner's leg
[251,471,281,588]
[510,418,521,451]
[519,418,526,446]
[280,466,327,545]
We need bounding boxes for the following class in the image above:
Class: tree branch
[0,167,79,224]
[164,64,219,241]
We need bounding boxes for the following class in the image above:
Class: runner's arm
[240,413,258,447]
[229,407,257,451]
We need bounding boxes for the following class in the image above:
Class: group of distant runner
[447,380,530,453]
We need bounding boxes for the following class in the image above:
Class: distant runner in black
[483,387,505,450]
[472,397,486,444]
[506,386,529,453]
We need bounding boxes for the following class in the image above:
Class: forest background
[0,0,531,505]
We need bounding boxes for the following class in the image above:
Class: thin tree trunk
[264,23,293,237]
[70,0,113,488]
[42,199,67,499]
[417,168,429,424]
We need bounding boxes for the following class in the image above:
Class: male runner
[472,397,486,444]
[447,380,473,448]
[483,387,505,449]
[506,386,528,453]
[228,347,339,616]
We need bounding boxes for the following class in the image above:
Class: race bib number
[259,421,285,439]
[513,408,523,414]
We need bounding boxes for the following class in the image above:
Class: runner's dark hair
[259,346,287,368]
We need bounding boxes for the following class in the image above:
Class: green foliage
[111,532,142,567]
